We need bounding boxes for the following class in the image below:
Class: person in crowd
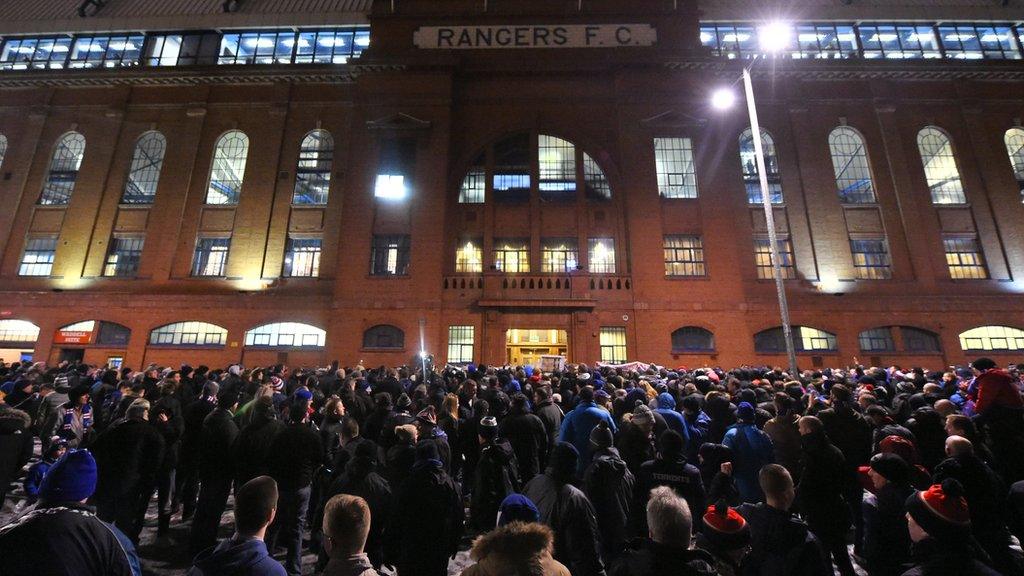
[694,501,751,576]
[36,380,69,454]
[861,453,915,576]
[461,493,571,576]
[499,393,549,483]
[152,394,183,536]
[583,419,634,563]
[188,476,286,576]
[681,396,711,464]
[524,442,606,576]
[817,383,872,554]
[321,494,380,576]
[385,423,417,486]
[0,403,34,507]
[438,393,463,479]
[177,380,219,520]
[796,415,856,576]
[333,415,378,477]
[534,386,564,453]
[610,486,717,576]
[635,430,706,533]
[970,357,1024,483]
[0,449,142,576]
[617,403,656,478]
[56,382,93,447]
[558,387,617,473]
[322,440,391,570]
[763,393,803,483]
[378,393,415,453]
[722,402,774,503]
[415,405,453,472]
[23,439,66,505]
[903,479,1000,576]
[233,396,286,487]
[471,415,521,531]
[190,388,241,557]
[653,392,690,446]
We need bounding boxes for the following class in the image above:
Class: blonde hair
[442,393,459,421]
[323,494,370,556]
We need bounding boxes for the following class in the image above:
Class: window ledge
[672,349,716,354]
[359,347,406,352]
[118,203,153,210]
[665,275,710,280]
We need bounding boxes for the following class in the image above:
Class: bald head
[945,435,974,458]
[933,399,956,417]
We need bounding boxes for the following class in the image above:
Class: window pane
[121,131,166,204]
[917,127,966,204]
[600,327,627,363]
[293,130,333,205]
[459,155,486,204]
[538,135,576,201]
[0,320,41,344]
[493,133,532,203]
[583,152,611,201]
[754,237,795,279]
[850,237,892,279]
[959,326,1024,351]
[283,237,321,277]
[447,325,474,363]
[588,238,615,274]
[664,235,706,277]
[1004,128,1024,201]
[19,237,57,276]
[103,236,144,277]
[370,235,410,276]
[0,134,7,171]
[655,137,699,198]
[206,131,249,204]
[901,327,941,353]
[375,139,415,200]
[672,327,714,352]
[244,322,325,347]
[859,327,895,352]
[363,325,404,349]
[739,128,783,204]
[192,237,230,277]
[541,238,578,273]
[455,239,483,273]
[40,132,85,205]
[495,239,530,273]
[149,321,227,346]
[943,236,988,279]
[829,127,876,203]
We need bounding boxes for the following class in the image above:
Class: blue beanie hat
[737,402,756,422]
[295,387,313,401]
[0,381,13,395]
[39,449,97,502]
[498,493,540,526]
[524,365,534,377]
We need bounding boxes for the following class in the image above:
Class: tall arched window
[829,127,876,204]
[293,130,333,205]
[1004,127,1024,200]
[149,321,227,346]
[917,127,966,204]
[206,130,249,205]
[39,132,86,205]
[755,326,837,353]
[121,131,166,204]
[671,327,715,352]
[362,324,404,349]
[959,325,1024,351]
[245,322,325,348]
[739,128,783,204]
[0,134,7,171]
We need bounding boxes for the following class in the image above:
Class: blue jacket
[723,422,775,503]
[684,411,711,463]
[188,537,286,576]
[654,393,690,446]
[558,401,617,471]
[22,458,54,503]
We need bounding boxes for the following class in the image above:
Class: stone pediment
[366,112,432,132]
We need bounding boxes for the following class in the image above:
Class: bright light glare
[375,174,407,200]
[758,22,793,53]
[711,88,737,110]
[419,350,428,358]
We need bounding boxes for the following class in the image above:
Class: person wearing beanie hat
[377,392,417,454]
[523,442,606,576]
[414,405,453,474]
[470,415,521,531]
[654,392,691,449]
[557,386,617,474]
[0,449,142,576]
[189,386,241,558]
[694,500,751,576]
[499,393,548,482]
[861,453,915,576]
[464,496,571,576]
[617,403,656,479]
[636,430,706,535]
[722,404,774,504]
[903,479,999,576]
[22,439,67,505]
[582,420,635,563]
[497,493,540,526]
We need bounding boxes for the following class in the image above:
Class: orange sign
[54,330,93,345]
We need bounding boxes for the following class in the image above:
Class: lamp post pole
[742,67,799,377]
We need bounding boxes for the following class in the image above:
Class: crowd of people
[0,355,1023,576]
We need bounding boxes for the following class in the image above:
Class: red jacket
[974,369,1024,415]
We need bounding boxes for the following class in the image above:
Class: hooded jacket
[385,459,463,568]
[654,393,690,445]
[973,368,1024,416]
[461,521,571,576]
[187,536,286,576]
[582,446,635,560]
[500,409,549,482]
[722,422,774,503]
[523,471,606,576]
[471,437,521,531]
[91,416,166,498]
[609,539,718,576]
[0,405,33,496]
[557,401,616,472]
[736,502,831,576]
[796,430,852,539]
[862,481,914,576]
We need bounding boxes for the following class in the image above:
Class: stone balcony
[442,272,632,308]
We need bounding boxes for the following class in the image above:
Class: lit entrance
[506,329,568,367]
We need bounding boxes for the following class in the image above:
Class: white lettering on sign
[413,24,657,49]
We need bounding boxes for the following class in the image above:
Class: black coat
[524,472,606,576]
[91,417,165,498]
[796,432,852,540]
[609,540,717,576]
[0,406,33,496]
[616,422,655,479]
[326,457,391,566]
[634,456,707,533]
[499,410,549,481]
[232,416,285,486]
[736,502,832,576]
[900,538,1001,576]
[180,398,216,468]
[470,438,521,531]
[862,482,914,576]
[583,447,635,560]
[535,399,564,450]
[378,410,415,452]
[385,441,416,487]
[266,422,322,492]
[818,405,873,470]
[198,407,239,480]
[385,460,463,567]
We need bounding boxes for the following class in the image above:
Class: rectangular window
[541,239,579,273]
[700,24,758,58]
[938,24,1021,60]
[68,35,144,68]
[375,139,415,200]
[144,33,218,66]
[103,236,144,277]
[793,24,859,59]
[370,234,410,276]
[283,237,321,277]
[192,237,230,277]
[664,235,706,277]
[18,237,57,276]
[0,36,73,70]
[943,236,988,279]
[850,237,892,279]
[538,135,576,202]
[588,238,616,274]
[293,29,369,64]
[600,327,628,364]
[447,325,475,363]
[459,168,485,204]
[218,31,296,65]
[455,240,483,273]
[493,133,531,203]
[859,327,896,352]
[858,24,941,59]
[754,237,796,279]
[654,137,699,198]
[495,239,530,273]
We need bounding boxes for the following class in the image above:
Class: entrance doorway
[506,329,568,367]
[59,348,85,364]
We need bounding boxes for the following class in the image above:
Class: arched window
[459,153,485,204]
[245,322,325,348]
[149,321,227,347]
[1004,127,1024,200]
[859,327,895,352]
[959,326,1024,351]
[739,128,783,204]
[917,127,966,205]
[55,321,131,346]
[755,326,837,353]
[829,127,876,204]
[39,132,86,205]
[901,327,941,353]
[671,327,715,352]
[362,324,404,349]
[0,320,40,345]
[206,130,249,205]
[121,131,166,204]
[583,152,611,201]
[293,130,333,205]
[0,134,7,171]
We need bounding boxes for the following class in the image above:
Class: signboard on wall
[54,330,92,345]
[414,24,657,49]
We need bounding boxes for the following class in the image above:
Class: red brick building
[0,0,1023,370]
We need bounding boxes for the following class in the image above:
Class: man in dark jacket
[0,404,34,507]
[470,416,521,531]
[903,479,1000,576]
[862,453,914,576]
[535,386,563,452]
[797,416,855,576]
[265,401,323,576]
[385,441,463,576]
[233,397,285,486]
[190,389,241,557]
[322,440,391,570]
[499,393,549,482]
[817,384,872,554]
[635,429,706,534]
[583,420,634,564]
[177,381,218,520]
[91,398,166,544]
[0,450,142,576]
[524,442,606,576]
[378,393,415,452]
[610,486,717,576]
[384,423,417,487]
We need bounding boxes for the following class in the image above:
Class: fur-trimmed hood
[0,405,31,434]
[465,522,570,576]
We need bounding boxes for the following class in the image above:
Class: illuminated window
[206,130,249,205]
[739,128,783,204]
[0,36,74,70]
[459,154,485,204]
[541,238,578,273]
[0,320,40,345]
[672,326,715,352]
[943,236,988,279]
[18,237,57,276]
[938,25,1021,60]
[149,321,227,346]
[1004,127,1024,200]
[654,137,699,198]
[664,235,706,277]
[447,325,474,363]
[67,35,144,68]
[39,132,85,205]
[959,325,1024,351]
[144,32,219,66]
[293,130,333,205]
[283,237,321,278]
[917,127,966,204]
[363,324,404,349]
[121,131,166,204]
[293,29,370,64]
[370,235,410,276]
[375,139,415,200]
[858,25,941,59]
[754,236,795,279]
[600,327,627,363]
[859,327,896,352]
[455,240,483,273]
[218,31,297,65]
[495,239,530,273]
[792,24,859,59]
[245,322,325,347]
[538,135,576,201]
[588,238,616,274]
[103,236,144,277]
[0,134,7,171]
[755,326,837,353]
[829,127,876,204]
[192,237,230,277]
[493,133,531,203]
[583,153,611,201]
[700,24,758,58]
[850,237,892,279]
